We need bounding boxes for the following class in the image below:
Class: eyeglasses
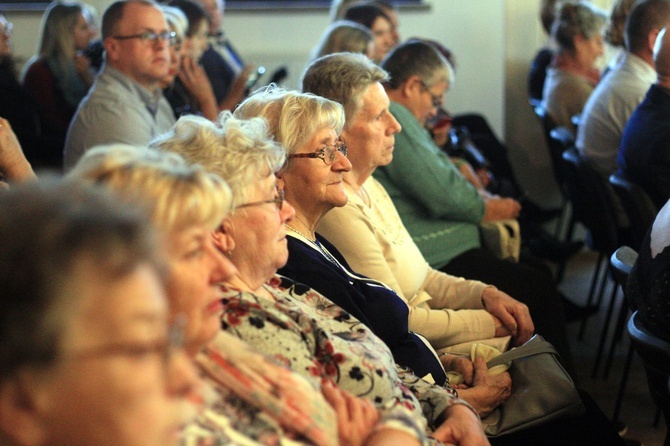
[237,188,284,211]
[112,31,177,47]
[287,142,348,166]
[420,81,443,108]
[60,315,185,373]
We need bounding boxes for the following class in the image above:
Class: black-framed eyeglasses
[59,315,185,373]
[420,81,443,108]
[112,31,177,47]
[237,188,284,211]
[287,142,347,166]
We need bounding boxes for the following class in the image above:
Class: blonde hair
[150,112,285,207]
[234,86,345,172]
[69,144,232,234]
[312,20,373,60]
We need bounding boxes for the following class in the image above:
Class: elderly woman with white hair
[151,109,489,446]
[72,141,394,446]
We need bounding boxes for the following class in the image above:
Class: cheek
[46,362,173,446]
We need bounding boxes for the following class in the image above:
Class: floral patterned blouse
[220,274,474,442]
[181,331,339,445]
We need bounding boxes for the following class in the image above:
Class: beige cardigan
[318,177,498,351]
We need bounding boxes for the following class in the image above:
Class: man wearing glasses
[64,0,176,170]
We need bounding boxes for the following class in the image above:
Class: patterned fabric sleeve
[219,276,450,442]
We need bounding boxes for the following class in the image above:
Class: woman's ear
[212,219,236,255]
[275,174,286,190]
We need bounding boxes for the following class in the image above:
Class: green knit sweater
[373,102,483,268]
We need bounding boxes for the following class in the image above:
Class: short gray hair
[381,39,454,90]
[150,112,284,207]
[552,1,607,51]
[234,86,344,172]
[302,52,386,129]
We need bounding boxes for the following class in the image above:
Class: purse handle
[486,335,559,368]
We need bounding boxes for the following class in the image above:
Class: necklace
[285,223,342,267]
[285,224,315,242]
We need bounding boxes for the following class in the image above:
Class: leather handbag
[480,335,585,437]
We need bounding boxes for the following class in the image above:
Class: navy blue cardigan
[278,234,446,386]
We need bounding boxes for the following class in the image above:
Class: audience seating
[628,311,670,445]
[608,246,638,422]
[533,104,577,281]
[561,148,627,376]
[609,172,658,251]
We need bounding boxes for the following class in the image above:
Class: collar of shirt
[102,64,163,116]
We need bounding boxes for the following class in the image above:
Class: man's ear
[103,37,120,64]
[212,218,236,255]
[402,75,423,99]
[0,374,49,446]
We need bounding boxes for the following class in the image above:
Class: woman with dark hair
[344,4,395,63]
[163,0,218,120]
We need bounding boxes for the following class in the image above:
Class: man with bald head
[64,0,176,170]
[618,26,670,208]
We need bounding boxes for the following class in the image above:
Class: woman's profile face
[164,224,237,353]
[187,19,209,61]
[0,15,12,59]
[30,263,197,446]
[72,12,94,52]
[577,31,605,68]
[228,173,295,282]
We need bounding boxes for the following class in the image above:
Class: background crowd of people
[2,0,668,444]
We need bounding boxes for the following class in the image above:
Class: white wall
[9,1,593,201]
[5,0,506,135]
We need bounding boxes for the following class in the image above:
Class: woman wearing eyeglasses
[73,143,389,445]
[0,178,198,445]
[154,109,488,445]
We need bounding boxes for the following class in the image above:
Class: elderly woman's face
[341,82,401,171]
[27,263,196,446]
[576,32,605,68]
[164,225,236,353]
[281,126,351,215]
[228,174,294,281]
